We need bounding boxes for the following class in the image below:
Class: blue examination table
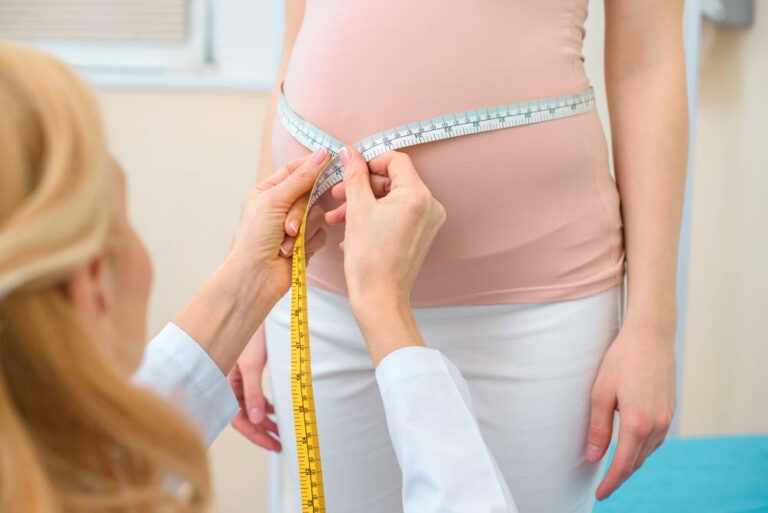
[593,435,768,513]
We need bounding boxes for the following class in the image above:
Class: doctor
[0,44,515,513]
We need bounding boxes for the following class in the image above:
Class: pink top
[271,0,625,306]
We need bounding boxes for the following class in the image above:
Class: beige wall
[98,91,273,513]
[95,4,767,512]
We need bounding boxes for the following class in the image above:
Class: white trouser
[265,285,623,513]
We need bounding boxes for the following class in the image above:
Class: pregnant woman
[230,1,687,511]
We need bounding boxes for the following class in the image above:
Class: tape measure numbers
[280,85,596,513]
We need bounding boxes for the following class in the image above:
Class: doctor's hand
[326,147,446,365]
[229,150,329,301]
[175,150,329,379]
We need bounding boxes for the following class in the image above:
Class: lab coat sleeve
[132,323,239,447]
[375,346,518,513]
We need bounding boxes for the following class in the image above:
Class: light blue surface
[593,435,768,513]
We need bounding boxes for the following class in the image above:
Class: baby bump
[270,107,624,305]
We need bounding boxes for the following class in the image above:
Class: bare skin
[585,0,687,500]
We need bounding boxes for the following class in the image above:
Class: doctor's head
[0,43,211,513]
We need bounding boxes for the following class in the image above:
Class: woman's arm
[585,0,687,500]
[339,147,516,512]
[606,0,688,321]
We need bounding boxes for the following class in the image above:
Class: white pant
[265,285,623,513]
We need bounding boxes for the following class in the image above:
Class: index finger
[268,148,330,204]
[255,156,308,192]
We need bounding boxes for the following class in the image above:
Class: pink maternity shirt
[271,0,625,306]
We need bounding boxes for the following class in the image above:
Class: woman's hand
[228,326,281,452]
[175,149,329,375]
[229,149,394,450]
[327,147,445,305]
[327,147,445,365]
[586,314,676,500]
[229,149,330,302]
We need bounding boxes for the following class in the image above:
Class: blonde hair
[0,43,211,513]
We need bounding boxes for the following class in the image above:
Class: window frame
[28,0,282,92]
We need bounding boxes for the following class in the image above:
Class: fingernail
[248,406,265,424]
[586,444,602,462]
[289,219,299,235]
[311,146,327,164]
[280,238,294,256]
[339,146,350,164]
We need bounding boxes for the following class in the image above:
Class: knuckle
[625,411,653,437]
[410,186,432,206]
[393,151,413,167]
[297,164,317,181]
[655,412,673,432]
[431,200,447,224]
[260,188,276,204]
[343,163,361,182]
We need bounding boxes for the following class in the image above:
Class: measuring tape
[279,85,595,513]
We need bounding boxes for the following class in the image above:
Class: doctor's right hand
[326,147,446,365]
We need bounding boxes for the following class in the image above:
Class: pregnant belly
[271,101,624,305]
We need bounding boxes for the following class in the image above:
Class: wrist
[175,256,276,374]
[622,304,678,341]
[219,253,280,309]
[350,291,424,367]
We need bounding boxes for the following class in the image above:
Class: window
[0,0,283,90]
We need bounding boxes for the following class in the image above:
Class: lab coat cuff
[375,346,471,406]
[136,323,239,446]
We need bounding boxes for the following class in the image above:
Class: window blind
[0,0,189,43]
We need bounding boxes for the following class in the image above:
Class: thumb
[340,146,374,208]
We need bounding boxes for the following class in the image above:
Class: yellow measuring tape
[282,85,596,513]
[290,213,325,513]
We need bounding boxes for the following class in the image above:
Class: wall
[679,9,768,435]
[98,91,273,513]
[95,3,767,512]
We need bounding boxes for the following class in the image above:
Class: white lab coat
[134,324,518,513]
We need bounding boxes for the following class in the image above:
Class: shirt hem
[306,264,625,307]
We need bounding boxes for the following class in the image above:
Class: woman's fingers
[585,385,616,464]
[231,411,282,452]
[368,151,423,189]
[633,410,671,471]
[325,203,346,225]
[279,236,296,257]
[305,204,325,238]
[595,411,651,500]
[284,193,309,237]
[331,173,391,201]
[306,229,327,260]
[279,205,326,258]
[266,147,329,206]
[228,365,280,450]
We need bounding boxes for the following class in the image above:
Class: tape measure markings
[281,85,596,513]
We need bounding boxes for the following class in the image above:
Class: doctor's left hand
[229,149,329,302]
